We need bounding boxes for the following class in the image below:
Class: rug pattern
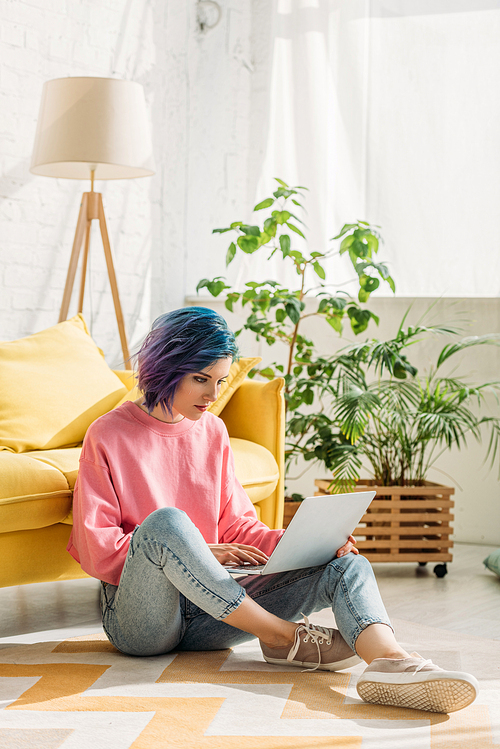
[0,618,499,749]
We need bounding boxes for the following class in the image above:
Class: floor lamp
[30,77,155,368]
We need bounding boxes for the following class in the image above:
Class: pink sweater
[67,402,284,585]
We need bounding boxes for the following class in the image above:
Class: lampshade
[30,77,155,180]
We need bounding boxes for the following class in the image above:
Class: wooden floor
[0,542,498,647]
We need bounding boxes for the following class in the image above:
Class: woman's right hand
[208,543,269,567]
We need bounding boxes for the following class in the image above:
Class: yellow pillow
[0,314,128,453]
[113,357,261,416]
[209,357,261,415]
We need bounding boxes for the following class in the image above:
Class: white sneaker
[356,652,479,713]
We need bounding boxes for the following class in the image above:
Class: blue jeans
[100,507,391,657]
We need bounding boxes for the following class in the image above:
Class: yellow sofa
[0,316,285,588]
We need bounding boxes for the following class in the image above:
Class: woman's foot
[356,652,479,713]
[260,615,361,672]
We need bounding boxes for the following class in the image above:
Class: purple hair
[136,307,239,416]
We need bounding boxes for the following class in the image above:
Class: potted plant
[289,308,500,575]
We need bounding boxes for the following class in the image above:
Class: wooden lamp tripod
[59,170,130,367]
[30,77,155,370]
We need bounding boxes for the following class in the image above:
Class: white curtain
[240,0,500,298]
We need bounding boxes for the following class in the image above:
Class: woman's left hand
[336,535,359,558]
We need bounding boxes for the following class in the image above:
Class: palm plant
[287,310,500,490]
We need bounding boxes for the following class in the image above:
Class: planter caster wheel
[418,562,427,567]
[433,563,448,578]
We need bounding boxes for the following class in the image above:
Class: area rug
[0,616,499,749]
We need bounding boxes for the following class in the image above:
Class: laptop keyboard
[225,564,266,573]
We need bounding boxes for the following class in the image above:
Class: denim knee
[136,506,190,539]
[327,550,372,577]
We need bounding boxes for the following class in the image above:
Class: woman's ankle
[260,622,299,650]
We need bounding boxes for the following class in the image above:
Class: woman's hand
[336,535,359,558]
[208,543,269,567]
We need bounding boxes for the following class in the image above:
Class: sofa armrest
[218,378,285,529]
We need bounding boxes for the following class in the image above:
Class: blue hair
[136,307,239,416]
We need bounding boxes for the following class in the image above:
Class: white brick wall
[0,0,265,365]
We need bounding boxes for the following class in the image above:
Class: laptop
[225,490,376,575]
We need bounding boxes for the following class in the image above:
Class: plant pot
[283,498,302,528]
[314,479,454,576]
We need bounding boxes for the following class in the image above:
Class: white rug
[0,616,498,749]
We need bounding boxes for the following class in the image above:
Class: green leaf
[263,217,277,237]
[285,300,301,324]
[237,235,260,253]
[226,242,236,266]
[286,222,306,239]
[366,233,379,254]
[313,261,326,280]
[273,189,296,199]
[275,308,286,323]
[326,314,343,333]
[361,275,380,293]
[259,367,275,380]
[331,224,358,241]
[224,292,240,312]
[196,277,229,297]
[339,235,354,254]
[303,389,314,405]
[358,274,380,301]
[273,210,291,225]
[287,211,305,225]
[254,198,274,211]
[318,298,328,313]
[230,221,243,229]
[274,178,289,187]
[290,250,306,263]
[358,288,369,304]
[196,278,210,292]
[240,224,261,236]
[213,227,232,234]
[279,234,291,256]
[348,307,372,335]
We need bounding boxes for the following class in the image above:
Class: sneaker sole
[356,671,479,713]
[263,653,362,671]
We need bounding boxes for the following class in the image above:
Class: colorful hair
[136,307,239,415]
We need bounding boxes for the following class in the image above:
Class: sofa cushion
[0,452,72,532]
[208,358,261,416]
[230,437,279,504]
[23,447,82,490]
[113,357,261,416]
[1,438,277,530]
[0,315,127,453]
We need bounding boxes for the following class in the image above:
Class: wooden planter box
[283,499,302,528]
[314,479,454,573]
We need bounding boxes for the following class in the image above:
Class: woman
[68,307,478,714]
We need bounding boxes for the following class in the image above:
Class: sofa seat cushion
[0,452,73,532]
[1,439,277,531]
[230,438,279,504]
[23,447,82,490]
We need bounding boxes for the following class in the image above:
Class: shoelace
[410,658,433,674]
[287,614,333,671]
